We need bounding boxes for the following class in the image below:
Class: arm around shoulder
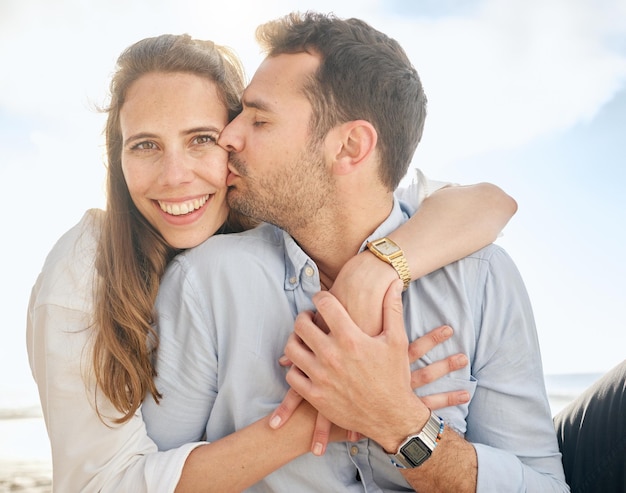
[392,181,517,280]
[329,180,516,335]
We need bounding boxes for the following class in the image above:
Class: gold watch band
[389,254,411,291]
[366,237,412,291]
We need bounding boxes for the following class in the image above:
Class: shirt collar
[282,228,318,291]
[359,197,411,253]
[280,197,411,290]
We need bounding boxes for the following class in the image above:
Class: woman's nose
[157,148,194,186]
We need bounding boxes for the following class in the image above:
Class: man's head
[218,12,427,233]
[257,11,427,190]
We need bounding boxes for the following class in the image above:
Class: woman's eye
[253,121,266,127]
[130,141,157,151]
[194,134,217,145]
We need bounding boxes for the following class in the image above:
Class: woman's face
[120,71,230,249]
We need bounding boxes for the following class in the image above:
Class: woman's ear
[327,120,377,176]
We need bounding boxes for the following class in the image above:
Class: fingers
[309,291,356,341]
[269,387,304,429]
[310,415,363,456]
[347,430,362,442]
[421,390,471,410]
[307,281,404,347]
[284,314,318,380]
[381,280,407,346]
[278,354,292,367]
[312,310,330,334]
[407,325,454,363]
[311,413,332,456]
[410,353,468,389]
[284,362,313,406]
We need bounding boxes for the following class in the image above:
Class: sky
[1,0,625,410]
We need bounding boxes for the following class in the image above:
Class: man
[144,12,568,492]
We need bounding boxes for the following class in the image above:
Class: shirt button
[304,266,315,277]
[350,446,359,456]
[289,276,297,284]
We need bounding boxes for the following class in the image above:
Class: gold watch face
[374,239,400,256]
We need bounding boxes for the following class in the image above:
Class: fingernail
[441,326,453,337]
[278,355,289,365]
[269,415,282,429]
[456,354,468,366]
[313,442,323,456]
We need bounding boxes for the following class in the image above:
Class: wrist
[366,237,411,290]
[361,250,401,283]
[281,401,321,454]
[377,395,431,453]
[388,411,444,469]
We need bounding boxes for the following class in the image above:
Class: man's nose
[218,118,243,153]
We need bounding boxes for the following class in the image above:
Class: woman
[26,34,516,492]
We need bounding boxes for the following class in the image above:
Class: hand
[291,399,352,445]
[284,280,431,451]
[321,250,469,407]
[317,249,398,336]
[272,323,469,454]
[277,251,396,455]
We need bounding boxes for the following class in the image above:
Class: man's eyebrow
[241,97,271,113]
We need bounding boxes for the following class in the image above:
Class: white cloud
[382,0,626,167]
[0,0,386,121]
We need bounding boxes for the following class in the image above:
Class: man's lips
[227,162,241,176]
[227,166,240,186]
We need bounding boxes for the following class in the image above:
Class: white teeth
[158,195,210,216]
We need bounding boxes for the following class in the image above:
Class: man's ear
[327,120,377,176]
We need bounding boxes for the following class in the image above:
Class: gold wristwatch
[366,237,411,291]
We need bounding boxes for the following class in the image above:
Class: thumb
[381,279,405,341]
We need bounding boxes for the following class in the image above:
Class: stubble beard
[226,155,258,222]
[226,149,333,235]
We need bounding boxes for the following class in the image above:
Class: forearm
[331,182,516,336]
[390,182,517,279]
[401,427,477,492]
[176,403,319,493]
[367,392,477,493]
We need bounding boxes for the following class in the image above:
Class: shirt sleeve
[394,168,454,213]
[141,253,219,451]
[467,247,569,492]
[25,210,204,493]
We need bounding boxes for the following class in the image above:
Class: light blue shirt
[143,198,568,492]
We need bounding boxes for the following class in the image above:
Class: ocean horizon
[0,372,603,492]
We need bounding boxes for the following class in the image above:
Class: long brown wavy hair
[93,34,252,423]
